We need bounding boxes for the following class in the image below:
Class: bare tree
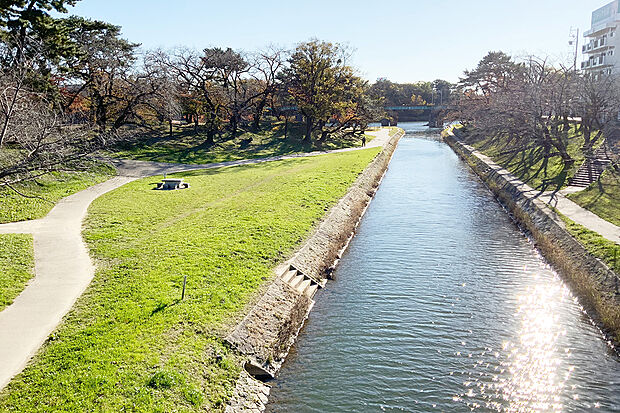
[0,49,28,148]
[248,46,286,131]
[0,34,124,189]
[457,55,580,167]
[575,72,620,157]
[143,53,182,136]
[0,73,118,190]
[152,48,230,145]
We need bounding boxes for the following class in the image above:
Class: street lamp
[432,89,444,106]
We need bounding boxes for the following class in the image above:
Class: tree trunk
[253,100,266,131]
[194,114,199,133]
[205,130,215,146]
[0,88,18,148]
[284,116,288,140]
[96,101,107,133]
[229,115,238,137]
[304,116,313,142]
[547,128,573,166]
[319,129,329,142]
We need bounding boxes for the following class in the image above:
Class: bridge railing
[277,105,449,112]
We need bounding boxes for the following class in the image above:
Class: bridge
[384,105,447,111]
[280,105,448,112]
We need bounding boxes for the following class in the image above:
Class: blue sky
[65,0,607,83]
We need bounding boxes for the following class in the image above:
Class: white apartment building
[581,0,620,74]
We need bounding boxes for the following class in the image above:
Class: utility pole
[569,27,580,72]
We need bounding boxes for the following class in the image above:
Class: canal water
[265,123,620,412]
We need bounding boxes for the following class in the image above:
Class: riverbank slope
[444,133,620,347]
[225,129,404,412]
[0,131,401,412]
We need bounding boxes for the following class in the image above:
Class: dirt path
[0,128,392,390]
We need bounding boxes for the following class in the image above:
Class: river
[265,122,620,412]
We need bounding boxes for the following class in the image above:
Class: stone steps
[569,147,612,188]
[279,265,321,299]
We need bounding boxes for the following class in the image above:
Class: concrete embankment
[444,133,620,348]
[224,130,404,413]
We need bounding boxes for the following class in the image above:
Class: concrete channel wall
[225,130,405,413]
[444,133,620,347]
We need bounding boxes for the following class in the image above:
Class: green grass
[546,208,620,343]
[0,234,34,312]
[0,148,381,412]
[469,129,585,191]
[386,127,403,137]
[458,125,619,227]
[0,163,116,223]
[567,168,620,227]
[554,209,620,274]
[110,121,374,165]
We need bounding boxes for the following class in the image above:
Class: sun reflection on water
[453,273,602,412]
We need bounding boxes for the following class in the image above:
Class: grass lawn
[469,129,585,191]
[0,163,116,223]
[110,120,375,165]
[567,168,620,227]
[558,211,620,274]
[386,126,403,137]
[0,234,34,312]
[458,126,619,228]
[550,209,620,342]
[0,148,381,412]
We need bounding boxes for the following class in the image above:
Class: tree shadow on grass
[500,144,571,193]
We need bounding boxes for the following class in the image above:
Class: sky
[63,0,609,83]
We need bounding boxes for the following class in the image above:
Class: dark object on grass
[155,178,190,190]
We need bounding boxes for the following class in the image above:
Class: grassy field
[0,148,381,411]
[110,121,375,165]
[469,129,585,191]
[567,168,620,227]
[0,234,34,312]
[0,163,115,223]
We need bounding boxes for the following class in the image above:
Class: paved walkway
[107,128,391,177]
[0,128,392,390]
[465,143,620,244]
[536,190,620,244]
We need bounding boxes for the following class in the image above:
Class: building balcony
[582,53,613,69]
[584,23,616,37]
[590,43,610,53]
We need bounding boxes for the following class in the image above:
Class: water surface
[266,123,620,412]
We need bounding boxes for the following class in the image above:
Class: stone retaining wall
[444,133,620,347]
[225,130,405,412]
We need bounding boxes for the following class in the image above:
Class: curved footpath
[0,129,391,390]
